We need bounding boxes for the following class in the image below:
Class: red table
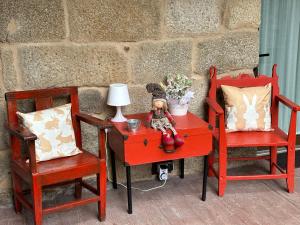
[108,112,212,214]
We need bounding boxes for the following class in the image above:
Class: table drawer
[124,132,212,165]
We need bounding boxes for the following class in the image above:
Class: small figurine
[146,83,184,152]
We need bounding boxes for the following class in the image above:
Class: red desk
[108,112,212,214]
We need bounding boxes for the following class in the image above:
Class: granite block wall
[0,0,260,204]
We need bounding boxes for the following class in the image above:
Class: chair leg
[208,149,215,177]
[32,178,42,225]
[270,147,277,174]
[74,178,82,199]
[11,172,22,213]
[218,146,227,197]
[287,145,295,193]
[97,163,106,221]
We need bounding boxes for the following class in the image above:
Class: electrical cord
[104,129,167,192]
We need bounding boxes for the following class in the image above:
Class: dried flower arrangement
[161,74,194,105]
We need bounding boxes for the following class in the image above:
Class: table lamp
[107,83,131,122]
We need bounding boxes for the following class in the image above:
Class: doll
[146,83,184,152]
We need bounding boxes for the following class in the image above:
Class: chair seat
[36,149,99,175]
[213,129,288,147]
[13,149,101,185]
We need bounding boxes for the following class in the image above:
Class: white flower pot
[168,103,189,116]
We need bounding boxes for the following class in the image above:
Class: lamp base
[111,106,127,122]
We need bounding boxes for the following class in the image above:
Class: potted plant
[161,74,194,116]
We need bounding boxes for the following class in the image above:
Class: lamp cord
[104,129,167,192]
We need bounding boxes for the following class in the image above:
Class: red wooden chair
[5,87,112,225]
[206,64,300,196]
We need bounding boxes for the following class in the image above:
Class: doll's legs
[162,119,177,136]
[166,124,184,148]
[156,125,174,146]
[157,125,167,134]
[169,126,177,135]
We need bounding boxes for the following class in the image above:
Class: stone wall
[0,0,260,204]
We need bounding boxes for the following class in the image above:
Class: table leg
[180,159,184,179]
[110,149,117,189]
[202,155,209,201]
[126,166,133,214]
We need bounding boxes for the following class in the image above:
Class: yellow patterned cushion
[221,84,272,132]
[17,104,81,162]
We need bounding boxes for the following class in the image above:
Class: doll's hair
[146,83,166,101]
[152,99,168,111]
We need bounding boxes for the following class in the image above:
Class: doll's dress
[150,109,173,131]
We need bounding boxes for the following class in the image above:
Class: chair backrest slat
[35,97,53,111]
[214,75,275,88]
[5,86,79,124]
[5,86,78,101]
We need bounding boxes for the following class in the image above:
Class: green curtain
[259,0,300,133]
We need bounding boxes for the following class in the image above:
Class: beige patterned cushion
[221,84,272,132]
[17,104,81,162]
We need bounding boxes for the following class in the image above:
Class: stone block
[1,48,18,92]
[218,69,255,78]
[67,0,161,42]
[169,158,203,176]
[195,32,259,75]
[165,0,224,36]
[0,0,65,42]
[0,131,8,151]
[131,40,192,84]
[112,160,154,183]
[224,0,261,29]
[16,99,35,113]
[0,100,9,150]
[227,147,257,169]
[18,45,128,89]
[0,150,11,192]
[53,97,70,108]
[124,85,152,114]
[81,123,98,154]
[184,157,203,174]
[78,87,109,114]
[0,55,3,97]
[0,192,12,207]
[18,46,75,89]
[228,147,257,158]
[189,76,209,118]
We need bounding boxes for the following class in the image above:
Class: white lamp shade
[107,83,131,106]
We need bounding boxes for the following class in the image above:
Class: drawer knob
[144,139,148,146]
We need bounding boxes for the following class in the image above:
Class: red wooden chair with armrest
[5,86,112,225]
[206,64,300,196]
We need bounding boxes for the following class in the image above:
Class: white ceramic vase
[168,102,189,116]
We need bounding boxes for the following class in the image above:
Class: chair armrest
[75,112,113,129]
[276,95,300,111]
[206,98,227,144]
[5,123,37,172]
[275,95,300,143]
[5,123,37,141]
[206,97,224,115]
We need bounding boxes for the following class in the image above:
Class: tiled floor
[2,161,300,225]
